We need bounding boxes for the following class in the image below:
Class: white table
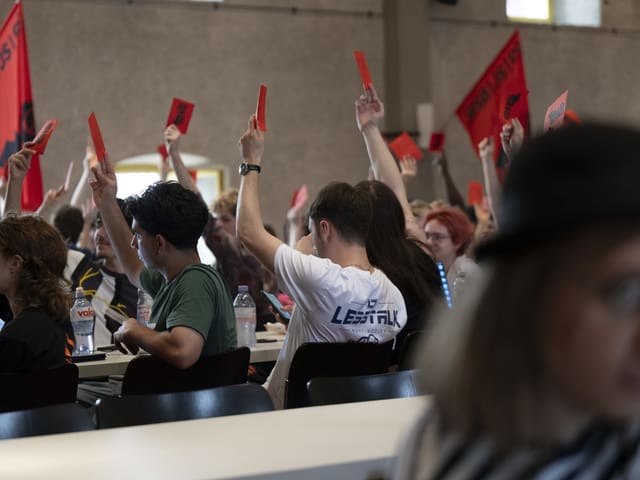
[0,396,428,479]
[77,331,284,379]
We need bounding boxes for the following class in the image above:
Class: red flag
[456,31,529,178]
[0,2,43,211]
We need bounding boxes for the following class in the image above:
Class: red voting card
[256,85,267,132]
[468,181,483,206]
[29,119,58,155]
[428,132,446,153]
[544,90,568,132]
[290,185,308,210]
[88,113,107,162]
[389,132,424,161]
[166,98,195,134]
[157,144,168,159]
[354,51,373,90]
[63,161,74,191]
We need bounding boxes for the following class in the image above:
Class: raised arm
[35,185,67,221]
[432,151,467,211]
[164,124,200,195]
[478,137,501,228]
[71,145,98,208]
[89,155,143,288]
[4,145,35,216]
[236,114,282,273]
[500,117,524,164]
[355,86,426,243]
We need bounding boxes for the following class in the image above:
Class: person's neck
[102,255,124,274]
[330,245,373,272]
[160,249,202,282]
[443,253,459,273]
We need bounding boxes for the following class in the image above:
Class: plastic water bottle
[70,287,95,354]
[136,289,152,328]
[233,285,256,347]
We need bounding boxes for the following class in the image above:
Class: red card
[354,50,373,90]
[428,132,446,153]
[29,119,58,155]
[88,113,107,162]
[290,185,308,210]
[468,181,483,206]
[544,90,568,132]
[157,144,168,159]
[166,98,195,134]
[256,85,267,132]
[388,132,424,161]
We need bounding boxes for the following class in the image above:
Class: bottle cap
[238,285,249,293]
[75,287,85,298]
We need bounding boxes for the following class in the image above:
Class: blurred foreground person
[396,124,640,479]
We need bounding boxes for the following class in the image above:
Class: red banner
[456,31,529,177]
[0,2,43,211]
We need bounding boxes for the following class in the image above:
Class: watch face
[239,164,246,175]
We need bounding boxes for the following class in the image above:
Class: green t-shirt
[140,264,237,357]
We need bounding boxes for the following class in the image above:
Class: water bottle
[233,285,256,347]
[136,289,152,328]
[70,287,95,354]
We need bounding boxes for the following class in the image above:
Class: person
[89,155,236,368]
[424,205,479,298]
[236,114,406,409]
[395,124,640,479]
[163,125,274,330]
[0,150,74,370]
[65,198,138,347]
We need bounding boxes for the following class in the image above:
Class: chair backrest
[0,363,79,413]
[121,347,250,396]
[96,383,274,429]
[0,403,95,440]
[307,369,421,407]
[284,341,393,409]
[397,330,423,371]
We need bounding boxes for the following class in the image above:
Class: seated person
[0,146,75,371]
[236,114,407,409]
[65,199,138,347]
[395,124,640,478]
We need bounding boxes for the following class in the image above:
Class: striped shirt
[394,409,640,480]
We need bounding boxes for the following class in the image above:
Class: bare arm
[165,124,200,195]
[433,151,467,211]
[114,319,204,369]
[4,145,36,216]
[71,146,98,208]
[356,86,426,243]
[478,137,501,227]
[89,155,143,288]
[236,114,283,273]
[35,185,67,222]
[500,117,524,164]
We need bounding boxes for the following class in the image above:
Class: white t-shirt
[265,244,407,409]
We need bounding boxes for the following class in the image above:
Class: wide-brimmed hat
[476,124,640,260]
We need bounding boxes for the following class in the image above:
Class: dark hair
[0,215,72,322]
[53,205,84,244]
[356,180,443,315]
[127,182,209,249]
[308,182,372,246]
[96,198,133,229]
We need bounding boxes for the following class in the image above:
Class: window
[506,0,601,27]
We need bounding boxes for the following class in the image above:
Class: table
[77,331,284,379]
[0,396,428,479]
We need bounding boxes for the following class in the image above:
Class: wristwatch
[239,163,261,176]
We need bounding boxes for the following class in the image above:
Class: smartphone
[261,290,292,322]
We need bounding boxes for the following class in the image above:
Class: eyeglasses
[424,233,451,242]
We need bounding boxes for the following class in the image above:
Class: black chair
[121,347,250,396]
[0,403,95,440]
[96,383,273,429]
[397,330,424,371]
[284,341,393,409]
[307,369,421,406]
[0,363,79,413]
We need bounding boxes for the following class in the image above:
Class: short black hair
[53,205,84,244]
[96,198,133,229]
[127,182,208,249]
[308,182,372,246]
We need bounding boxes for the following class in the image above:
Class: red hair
[425,206,475,255]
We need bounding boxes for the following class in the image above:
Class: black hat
[476,124,640,260]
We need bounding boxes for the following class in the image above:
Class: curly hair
[127,181,209,250]
[0,215,72,322]
[425,206,476,256]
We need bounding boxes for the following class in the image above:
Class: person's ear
[319,219,331,241]
[155,234,167,255]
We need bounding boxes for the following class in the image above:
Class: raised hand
[355,85,384,132]
[8,145,36,180]
[238,114,264,164]
[83,144,99,172]
[89,154,117,209]
[478,136,495,164]
[399,155,418,184]
[164,124,181,154]
[500,117,524,160]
